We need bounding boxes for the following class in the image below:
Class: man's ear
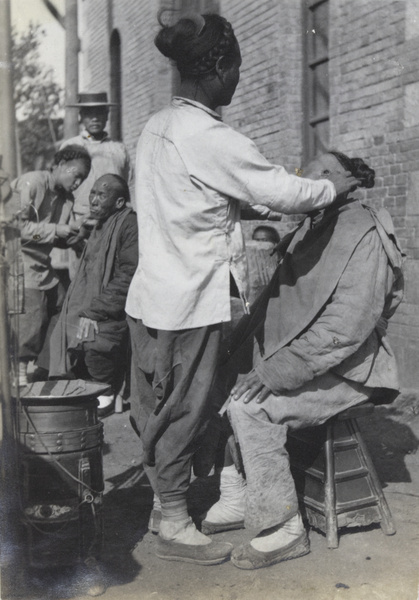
[115,197,125,209]
[215,55,228,79]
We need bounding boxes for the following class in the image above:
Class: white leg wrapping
[250,513,305,552]
[205,465,246,524]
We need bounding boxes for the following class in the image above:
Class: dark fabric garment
[18,284,65,360]
[49,208,138,378]
[71,320,129,387]
[261,202,377,359]
[255,202,403,393]
[225,202,403,397]
[128,316,222,503]
[80,211,138,322]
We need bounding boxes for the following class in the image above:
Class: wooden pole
[0,231,22,599]
[0,0,17,179]
[0,0,22,596]
[64,0,79,139]
[0,184,23,597]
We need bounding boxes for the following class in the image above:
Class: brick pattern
[78,0,419,387]
[327,0,419,388]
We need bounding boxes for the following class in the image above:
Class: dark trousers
[18,284,65,361]
[127,316,222,504]
[72,320,129,393]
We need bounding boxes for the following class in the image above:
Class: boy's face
[80,107,109,137]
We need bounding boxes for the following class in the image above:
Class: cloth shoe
[157,517,232,565]
[156,536,233,565]
[97,394,114,418]
[159,517,211,545]
[201,465,246,534]
[251,513,305,552]
[231,513,308,570]
[231,531,310,570]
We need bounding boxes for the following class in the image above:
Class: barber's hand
[229,370,271,404]
[76,317,98,340]
[328,171,360,197]
[56,223,79,239]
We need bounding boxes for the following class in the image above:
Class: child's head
[252,225,280,246]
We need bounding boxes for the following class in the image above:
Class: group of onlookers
[13,91,134,416]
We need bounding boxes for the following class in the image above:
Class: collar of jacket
[81,130,111,143]
[172,96,223,121]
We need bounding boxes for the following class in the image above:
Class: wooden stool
[288,402,396,548]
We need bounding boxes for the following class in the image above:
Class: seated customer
[49,174,138,416]
[204,151,404,569]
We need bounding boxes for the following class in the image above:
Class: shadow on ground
[359,391,419,483]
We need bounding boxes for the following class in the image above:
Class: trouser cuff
[161,499,189,522]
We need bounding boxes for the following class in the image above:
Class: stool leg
[324,423,339,549]
[351,421,396,536]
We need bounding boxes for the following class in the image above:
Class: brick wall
[78,0,419,388]
[327,0,419,389]
[79,0,169,160]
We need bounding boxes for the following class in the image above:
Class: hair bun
[155,18,199,62]
[350,157,375,189]
[155,13,237,78]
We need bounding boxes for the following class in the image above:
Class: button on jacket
[125,97,336,331]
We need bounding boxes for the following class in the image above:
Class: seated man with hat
[62,92,133,276]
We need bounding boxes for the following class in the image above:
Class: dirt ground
[16,389,419,600]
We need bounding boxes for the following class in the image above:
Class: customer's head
[51,145,91,193]
[155,12,241,106]
[252,225,280,246]
[304,151,375,194]
[89,174,130,221]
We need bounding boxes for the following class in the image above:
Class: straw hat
[66,92,117,108]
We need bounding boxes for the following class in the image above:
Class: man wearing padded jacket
[202,151,404,570]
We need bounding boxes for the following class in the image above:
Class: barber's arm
[240,202,283,221]
[231,228,388,403]
[182,123,358,215]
